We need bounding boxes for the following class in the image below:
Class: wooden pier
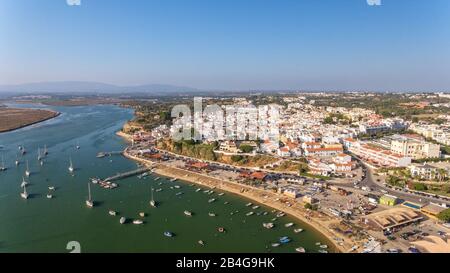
[104,167,150,182]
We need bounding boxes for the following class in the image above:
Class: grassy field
[0,108,59,132]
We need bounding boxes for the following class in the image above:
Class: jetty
[104,167,150,182]
[97,151,123,158]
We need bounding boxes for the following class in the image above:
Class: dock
[97,151,123,158]
[104,167,150,182]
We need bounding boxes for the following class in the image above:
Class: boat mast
[88,183,92,201]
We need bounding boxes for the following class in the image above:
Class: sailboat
[37,147,42,161]
[44,145,49,155]
[85,182,94,208]
[21,145,27,155]
[21,183,29,199]
[21,177,28,188]
[15,154,20,166]
[68,157,74,173]
[76,141,80,150]
[25,160,31,177]
[0,155,6,171]
[150,187,157,207]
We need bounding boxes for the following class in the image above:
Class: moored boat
[295,247,306,253]
[184,210,192,216]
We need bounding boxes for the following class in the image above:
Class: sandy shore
[0,109,60,133]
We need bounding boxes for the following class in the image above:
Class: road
[349,156,450,206]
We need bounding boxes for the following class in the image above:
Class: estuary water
[0,103,331,253]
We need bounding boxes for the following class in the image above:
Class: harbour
[0,103,332,253]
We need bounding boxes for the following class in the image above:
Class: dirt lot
[0,107,59,132]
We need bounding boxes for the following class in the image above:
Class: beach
[120,136,359,253]
[0,107,60,133]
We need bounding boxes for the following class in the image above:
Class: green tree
[239,144,254,153]
[437,208,450,222]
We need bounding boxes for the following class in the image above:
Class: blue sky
[1,0,449,91]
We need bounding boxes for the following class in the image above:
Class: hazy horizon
[1,0,450,92]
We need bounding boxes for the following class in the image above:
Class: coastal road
[350,157,450,206]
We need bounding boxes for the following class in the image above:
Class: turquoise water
[0,103,331,253]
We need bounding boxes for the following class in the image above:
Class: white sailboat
[0,155,6,171]
[15,154,20,166]
[44,145,49,155]
[76,141,80,150]
[25,160,31,177]
[37,147,42,161]
[150,187,157,207]
[21,177,28,188]
[86,182,94,208]
[21,183,29,199]
[68,157,74,173]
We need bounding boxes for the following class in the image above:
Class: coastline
[0,110,61,133]
[118,132,355,253]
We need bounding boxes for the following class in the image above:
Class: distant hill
[0,81,200,94]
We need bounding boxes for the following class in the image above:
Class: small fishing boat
[320,244,328,249]
[295,247,306,253]
[246,211,254,216]
[252,205,259,209]
[174,185,181,189]
[263,222,274,229]
[90,178,100,184]
[208,212,216,217]
[48,186,55,191]
[218,193,224,196]
[170,178,177,182]
[315,242,321,246]
[155,188,162,192]
[224,201,229,205]
[133,220,143,225]
[195,188,201,192]
[119,217,126,224]
[154,177,160,181]
[279,236,291,244]
[176,192,184,196]
[164,231,174,237]
[246,202,253,207]
[217,227,225,233]
[208,198,216,203]
[276,212,285,217]
[271,243,280,247]
[109,210,117,216]
[294,228,303,233]
[46,193,53,199]
[318,250,328,254]
[285,222,294,228]
[184,210,192,216]
[198,240,205,246]
[139,212,145,217]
